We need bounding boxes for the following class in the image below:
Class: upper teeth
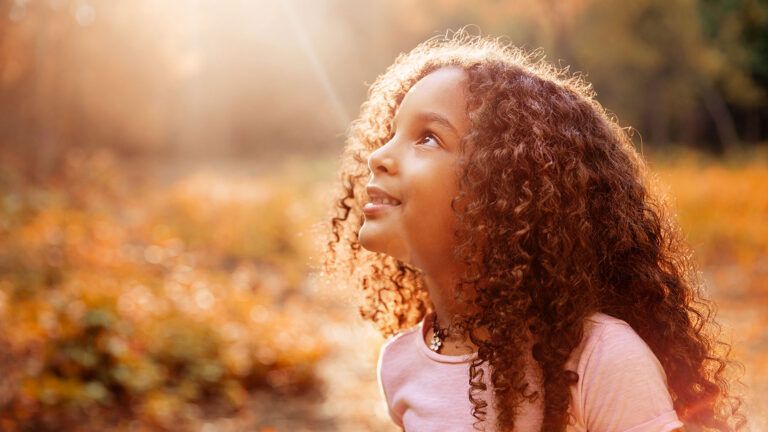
[372,197,400,205]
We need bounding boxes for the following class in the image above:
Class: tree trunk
[701,85,740,154]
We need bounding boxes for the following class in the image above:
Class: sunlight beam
[278,0,351,131]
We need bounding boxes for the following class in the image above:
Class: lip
[363,201,401,216]
[366,184,401,202]
[364,184,401,216]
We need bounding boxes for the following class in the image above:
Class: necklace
[429,313,449,353]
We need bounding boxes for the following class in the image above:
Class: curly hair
[322,30,745,431]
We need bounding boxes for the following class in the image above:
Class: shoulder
[377,324,422,379]
[576,312,667,385]
[579,312,663,375]
[571,312,683,432]
[379,325,421,359]
[376,325,422,428]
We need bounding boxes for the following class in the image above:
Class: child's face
[359,67,471,273]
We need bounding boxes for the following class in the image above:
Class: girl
[322,31,745,431]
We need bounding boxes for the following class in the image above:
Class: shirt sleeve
[377,338,404,427]
[578,322,685,432]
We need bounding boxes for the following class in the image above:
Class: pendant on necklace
[429,333,443,352]
[430,315,446,353]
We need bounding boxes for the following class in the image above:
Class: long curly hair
[322,30,745,431]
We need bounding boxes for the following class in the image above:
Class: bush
[0,151,328,431]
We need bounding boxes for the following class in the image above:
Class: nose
[367,139,398,175]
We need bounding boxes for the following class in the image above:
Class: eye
[416,133,441,148]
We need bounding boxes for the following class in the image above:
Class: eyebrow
[391,111,461,138]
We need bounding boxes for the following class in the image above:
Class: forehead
[395,67,470,128]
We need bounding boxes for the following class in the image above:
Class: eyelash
[387,127,442,148]
[416,132,441,148]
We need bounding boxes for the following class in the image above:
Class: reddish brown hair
[323,30,745,431]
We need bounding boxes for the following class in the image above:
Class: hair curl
[322,30,745,431]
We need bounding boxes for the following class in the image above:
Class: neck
[423,272,459,325]
[421,263,492,348]
[422,269,479,337]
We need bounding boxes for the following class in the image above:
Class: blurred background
[0,0,766,430]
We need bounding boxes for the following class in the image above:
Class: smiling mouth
[362,199,401,216]
[369,196,401,205]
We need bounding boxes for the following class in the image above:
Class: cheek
[401,180,460,244]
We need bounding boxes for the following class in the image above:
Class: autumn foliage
[0,151,328,431]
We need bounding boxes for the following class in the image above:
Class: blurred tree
[566,0,742,151]
[0,1,176,179]
[698,0,768,144]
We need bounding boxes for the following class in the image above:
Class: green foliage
[699,0,768,99]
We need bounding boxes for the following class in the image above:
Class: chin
[357,225,381,253]
[358,225,408,262]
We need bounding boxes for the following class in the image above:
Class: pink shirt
[377,311,684,431]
